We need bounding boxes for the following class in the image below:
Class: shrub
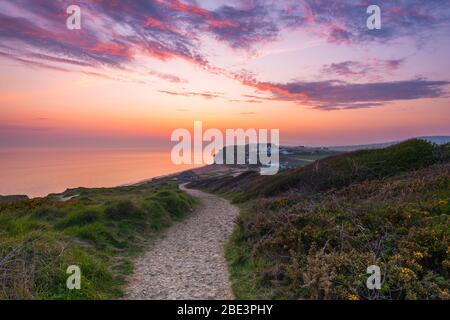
[56,209,102,229]
[31,205,66,219]
[141,200,171,231]
[150,190,194,220]
[219,141,450,300]
[105,200,143,220]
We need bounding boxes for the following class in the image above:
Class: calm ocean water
[0,148,198,198]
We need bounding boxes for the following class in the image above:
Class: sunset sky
[0,0,449,148]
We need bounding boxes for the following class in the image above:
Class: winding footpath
[124,184,239,300]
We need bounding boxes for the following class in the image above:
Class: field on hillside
[190,140,450,300]
[0,183,197,299]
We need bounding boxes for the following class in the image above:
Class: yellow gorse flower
[413,251,424,259]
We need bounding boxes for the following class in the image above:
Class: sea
[0,148,199,198]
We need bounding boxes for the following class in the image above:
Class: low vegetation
[0,183,197,299]
[191,140,450,300]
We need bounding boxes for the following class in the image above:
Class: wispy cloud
[321,59,405,79]
[1,1,449,111]
[278,0,450,44]
[235,76,450,110]
[0,0,280,72]
[159,90,224,99]
[3,1,446,72]
[0,50,71,72]
[229,99,263,104]
[149,69,187,83]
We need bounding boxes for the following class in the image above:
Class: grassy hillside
[192,139,447,200]
[191,140,450,300]
[0,183,197,299]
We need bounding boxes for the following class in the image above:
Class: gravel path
[124,184,239,300]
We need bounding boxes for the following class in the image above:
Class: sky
[0,0,449,148]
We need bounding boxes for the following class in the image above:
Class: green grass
[224,206,275,299]
[0,182,197,300]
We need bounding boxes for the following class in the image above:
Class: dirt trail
[124,184,239,300]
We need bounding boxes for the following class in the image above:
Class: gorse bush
[199,140,450,300]
[56,209,102,229]
[31,206,66,219]
[141,200,171,231]
[105,200,142,220]
[0,183,196,299]
[238,164,450,299]
[149,189,197,220]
